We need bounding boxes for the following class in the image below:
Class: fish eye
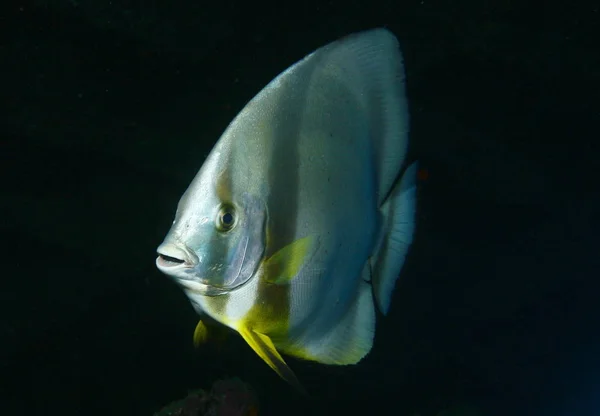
[216,205,236,232]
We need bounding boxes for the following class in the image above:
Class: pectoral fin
[238,326,307,396]
[264,235,319,285]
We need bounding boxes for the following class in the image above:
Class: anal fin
[371,161,418,315]
[297,270,376,366]
[238,327,307,396]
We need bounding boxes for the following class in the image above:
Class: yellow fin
[193,320,209,348]
[264,235,317,285]
[193,319,230,348]
[238,326,307,396]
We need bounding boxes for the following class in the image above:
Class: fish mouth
[156,242,197,270]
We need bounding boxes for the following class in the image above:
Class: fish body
[156,28,417,391]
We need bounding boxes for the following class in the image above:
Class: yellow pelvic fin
[238,326,307,396]
[193,320,209,347]
[193,319,229,348]
[264,235,317,285]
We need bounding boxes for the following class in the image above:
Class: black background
[1,1,599,415]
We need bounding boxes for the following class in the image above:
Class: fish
[155,27,418,393]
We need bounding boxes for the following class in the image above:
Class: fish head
[156,157,266,296]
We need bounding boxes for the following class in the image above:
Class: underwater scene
[1,1,598,415]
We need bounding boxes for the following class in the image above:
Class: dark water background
[1,1,598,415]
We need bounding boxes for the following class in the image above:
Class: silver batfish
[156,28,418,392]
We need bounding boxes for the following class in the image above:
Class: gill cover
[158,191,266,294]
[196,192,266,291]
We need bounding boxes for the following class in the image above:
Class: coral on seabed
[154,377,258,416]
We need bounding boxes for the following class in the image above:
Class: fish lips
[156,241,198,267]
